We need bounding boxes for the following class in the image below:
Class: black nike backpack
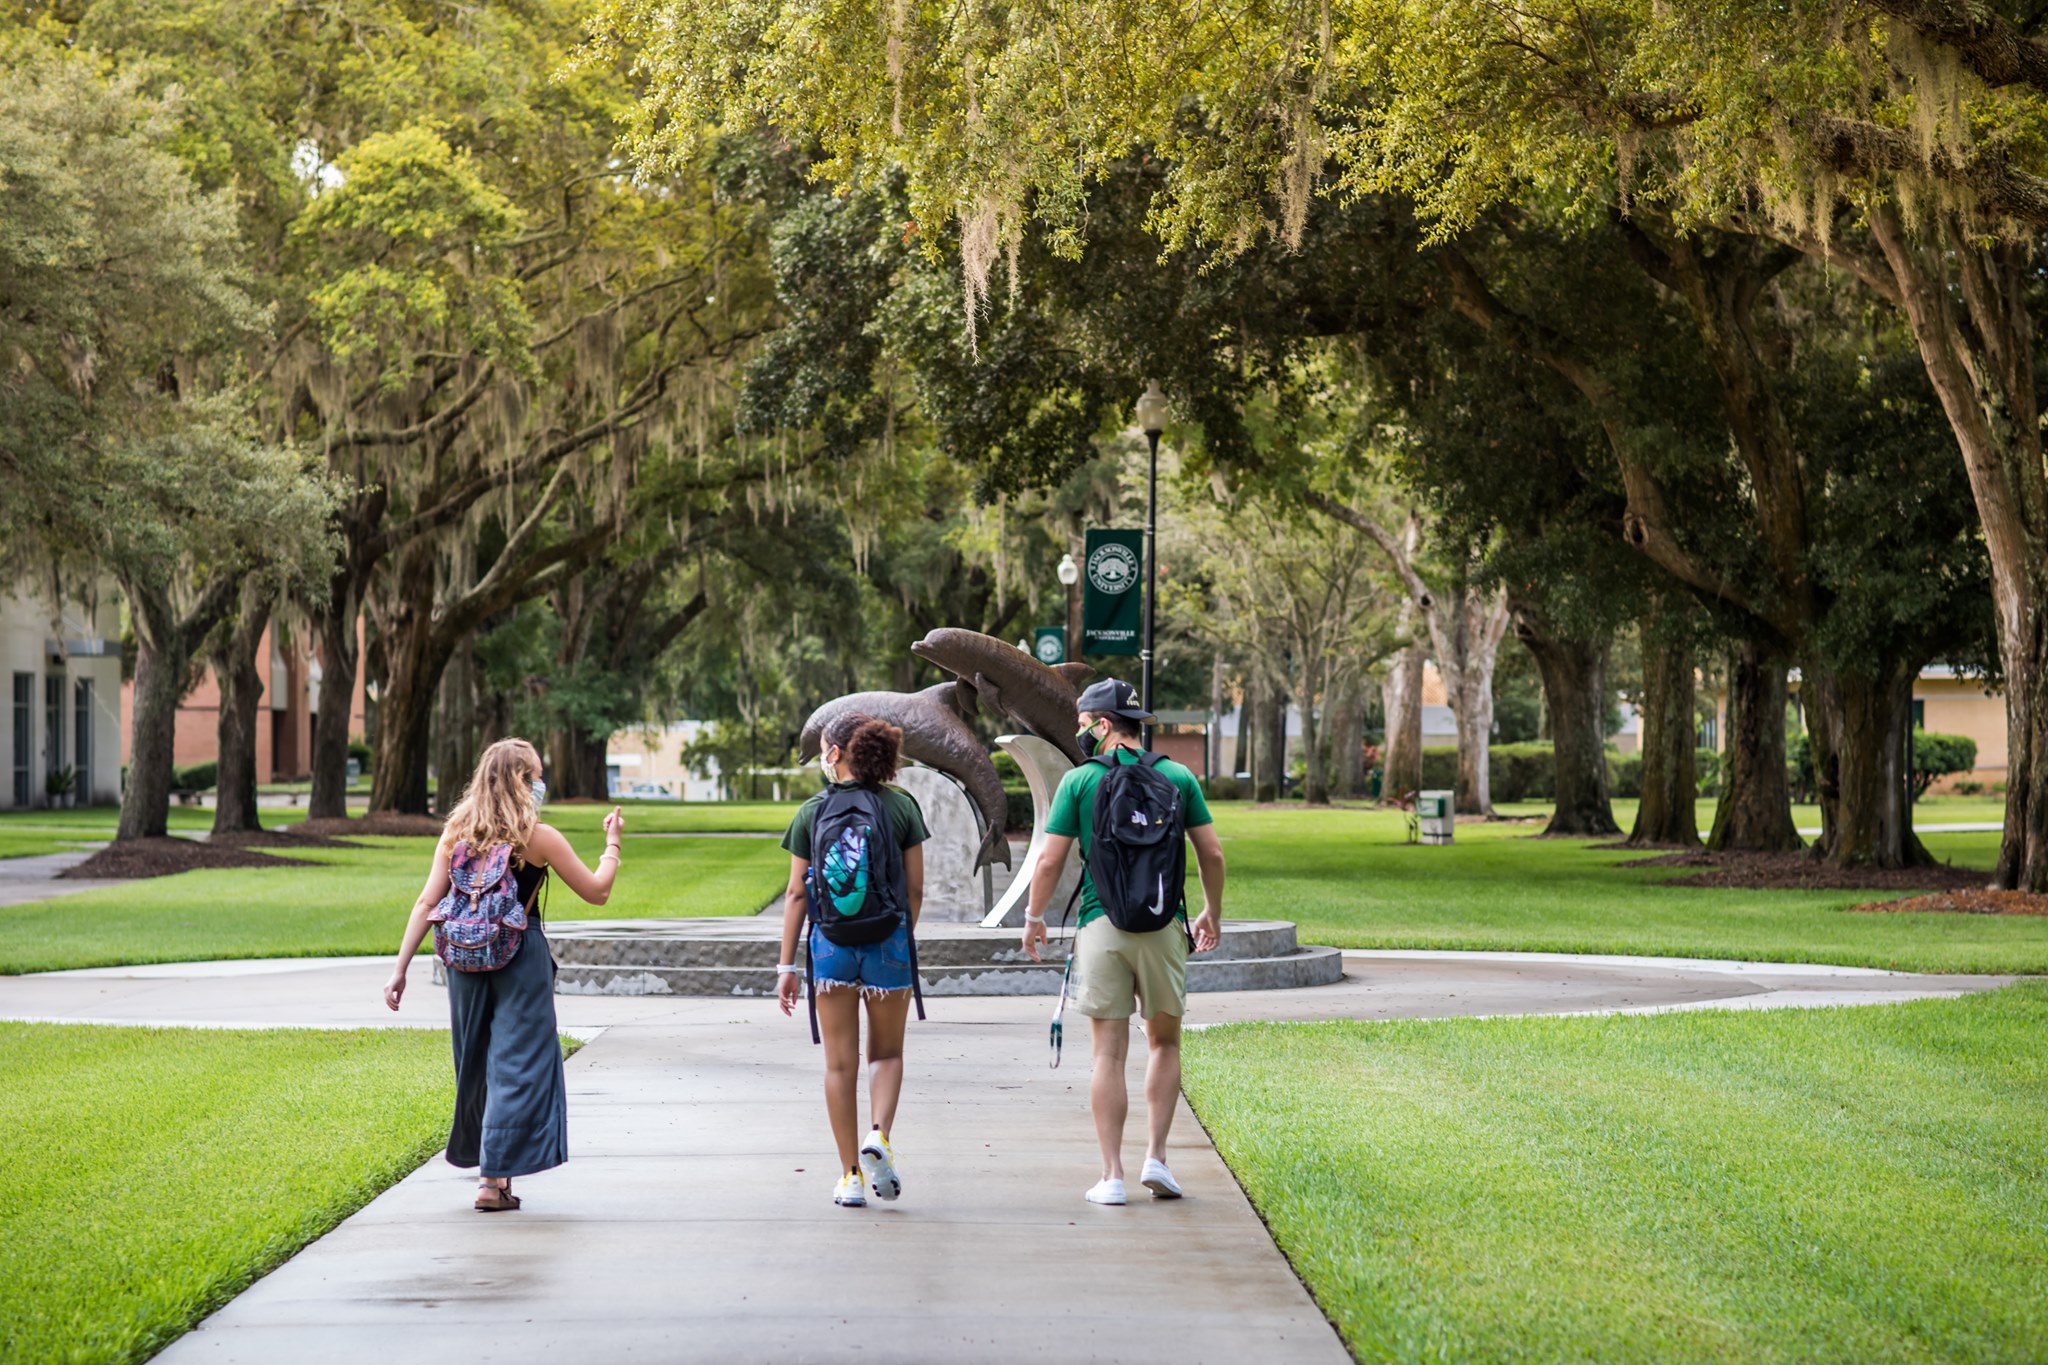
[802,784,924,1043]
[1085,751,1188,934]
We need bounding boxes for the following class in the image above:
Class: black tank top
[513,857,549,924]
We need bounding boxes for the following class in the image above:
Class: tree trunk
[1449,660,1494,816]
[1805,662,1930,869]
[1381,636,1424,803]
[553,726,610,800]
[1299,672,1328,805]
[1630,612,1701,848]
[210,585,273,836]
[118,626,185,842]
[435,644,478,813]
[1330,678,1366,800]
[308,589,360,820]
[1208,653,1227,781]
[369,544,449,816]
[1706,642,1801,852]
[1866,206,2048,890]
[1253,688,1285,802]
[1515,611,1619,837]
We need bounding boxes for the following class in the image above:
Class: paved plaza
[0,941,2013,1365]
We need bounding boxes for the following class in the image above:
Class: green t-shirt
[781,781,930,861]
[1043,748,1213,927]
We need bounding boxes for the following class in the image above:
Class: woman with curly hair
[777,713,928,1208]
[382,737,626,1211]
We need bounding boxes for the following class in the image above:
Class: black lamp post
[1135,381,1170,750]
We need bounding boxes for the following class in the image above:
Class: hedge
[1787,731,1977,803]
[172,761,218,792]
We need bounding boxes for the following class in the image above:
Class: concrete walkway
[2,952,2019,1364]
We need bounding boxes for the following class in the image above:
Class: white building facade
[1,584,125,808]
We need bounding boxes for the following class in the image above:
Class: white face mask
[819,748,838,782]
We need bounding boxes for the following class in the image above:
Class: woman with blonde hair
[384,737,625,1211]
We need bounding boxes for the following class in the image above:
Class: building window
[1911,699,1925,730]
[75,678,94,805]
[45,672,67,789]
[12,674,31,807]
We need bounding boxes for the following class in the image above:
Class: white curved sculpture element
[982,733,1080,928]
[891,765,986,922]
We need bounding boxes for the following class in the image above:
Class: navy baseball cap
[1075,677,1154,722]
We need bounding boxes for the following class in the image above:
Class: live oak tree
[0,48,338,842]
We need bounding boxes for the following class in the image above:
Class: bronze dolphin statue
[796,682,1012,871]
[910,628,1098,766]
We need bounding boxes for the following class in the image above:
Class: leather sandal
[474,1180,521,1212]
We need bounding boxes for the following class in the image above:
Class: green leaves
[292,125,530,368]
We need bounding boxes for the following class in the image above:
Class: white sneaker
[859,1128,901,1201]
[1140,1158,1183,1199]
[1085,1177,1127,1205]
[832,1170,867,1207]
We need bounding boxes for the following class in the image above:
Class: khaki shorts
[1072,917,1189,1020]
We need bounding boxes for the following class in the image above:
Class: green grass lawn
[0,1022,453,1365]
[1183,984,2048,1363]
[0,830,106,860]
[0,805,214,834]
[1489,795,2009,829]
[538,798,798,834]
[0,832,788,974]
[1213,806,2044,974]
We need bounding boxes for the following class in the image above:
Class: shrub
[1489,743,1556,803]
[1607,751,1643,799]
[347,736,373,767]
[173,761,218,792]
[1791,730,1978,803]
[1203,775,1244,801]
[1953,780,1986,796]
[1004,784,1034,831]
[1912,732,1978,801]
[1695,747,1722,797]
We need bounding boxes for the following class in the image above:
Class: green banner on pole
[1082,528,1143,657]
[1032,627,1067,666]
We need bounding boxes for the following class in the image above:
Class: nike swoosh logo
[1145,876,1165,917]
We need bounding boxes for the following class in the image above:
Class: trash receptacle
[1417,790,1455,845]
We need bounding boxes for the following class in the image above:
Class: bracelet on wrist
[1024,913,1045,924]
[775,963,800,975]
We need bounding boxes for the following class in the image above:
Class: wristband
[775,963,800,975]
[1024,913,1045,925]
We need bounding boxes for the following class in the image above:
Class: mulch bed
[1617,848,1989,891]
[59,837,303,881]
[283,812,446,838]
[1846,889,2048,917]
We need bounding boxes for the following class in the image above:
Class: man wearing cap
[1022,677,1225,1206]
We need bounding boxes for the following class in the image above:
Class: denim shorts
[808,918,913,993]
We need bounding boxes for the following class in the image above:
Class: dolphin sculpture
[910,628,1098,766]
[797,683,1012,871]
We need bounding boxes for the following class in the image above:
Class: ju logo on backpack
[1086,751,1188,935]
[805,786,908,947]
[427,841,532,972]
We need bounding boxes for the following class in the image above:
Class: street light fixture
[1056,552,1079,663]
[1135,381,1169,750]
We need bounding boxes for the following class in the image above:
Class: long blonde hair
[445,738,541,860]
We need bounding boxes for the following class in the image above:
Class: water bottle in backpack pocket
[1086,752,1189,935]
[428,841,531,972]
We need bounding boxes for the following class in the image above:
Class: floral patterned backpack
[428,841,531,972]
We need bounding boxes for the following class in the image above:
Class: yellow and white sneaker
[833,1169,867,1207]
[859,1128,901,1201]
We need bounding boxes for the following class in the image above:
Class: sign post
[1082,529,1142,657]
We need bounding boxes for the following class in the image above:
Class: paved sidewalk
[12,953,2018,1365]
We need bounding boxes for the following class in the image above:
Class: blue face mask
[530,777,547,807]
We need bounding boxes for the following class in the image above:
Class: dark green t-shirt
[781,781,930,860]
[1043,748,1213,927]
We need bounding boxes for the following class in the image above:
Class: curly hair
[823,712,902,786]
